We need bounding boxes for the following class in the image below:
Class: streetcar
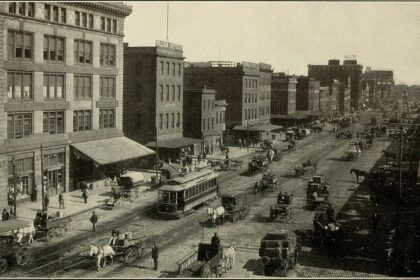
[158,168,219,218]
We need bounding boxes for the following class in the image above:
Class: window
[212,118,214,129]
[216,112,219,124]
[100,77,115,99]
[43,74,64,99]
[74,75,92,99]
[73,110,91,132]
[60,8,66,23]
[171,113,175,128]
[44,4,50,20]
[8,30,33,60]
[89,14,93,29]
[75,11,80,26]
[9,3,16,13]
[43,111,64,134]
[160,61,164,75]
[52,6,58,21]
[159,85,163,101]
[207,118,210,131]
[101,17,105,30]
[166,85,169,101]
[178,63,181,76]
[177,86,181,101]
[159,114,163,130]
[82,13,87,27]
[172,63,175,76]
[165,114,169,129]
[7,72,32,99]
[44,35,65,62]
[27,3,34,17]
[212,100,214,108]
[74,40,92,64]
[166,62,170,75]
[8,113,32,139]
[177,113,180,127]
[172,85,175,100]
[99,109,115,129]
[113,20,117,33]
[203,119,206,131]
[100,44,116,67]
[107,18,111,32]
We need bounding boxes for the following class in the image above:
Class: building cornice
[63,2,132,17]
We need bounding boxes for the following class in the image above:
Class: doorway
[46,168,64,196]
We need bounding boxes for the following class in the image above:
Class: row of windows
[259,106,270,116]
[45,4,66,23]
[159,85,182,102]
[7,71,115,100]
[185,178,217,200]
[8,109,116,139]
[8,30,116,67]
[202,99,215,111]
[75,11,94,29]
[158,113,181,130]
[245,78,258,89]
[260,91,270,101]
[245,108,258,120]
[260,76,271,86]
[8,3,35,17]
[245,93,258,103]
[101,17,118,33]
[159,61,182,76]
[203,118,214,131]
[215,111,225,125]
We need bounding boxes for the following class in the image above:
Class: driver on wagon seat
[109,227,120,246]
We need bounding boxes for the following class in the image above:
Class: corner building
[0,2,152,209]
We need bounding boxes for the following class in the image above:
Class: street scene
[0,1,419,279]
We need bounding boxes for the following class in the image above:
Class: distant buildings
[362,68,394,106]
[184,61,280,145]
[183,88,227,154]
[271,73,297,116]
[123,41,200,163]
[296,76,320,116]
[308,58,363,111]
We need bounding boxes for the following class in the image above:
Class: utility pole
[12,153,17,217]
[41,144,45,210]
[247,119,249,153]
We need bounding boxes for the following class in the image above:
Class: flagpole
[166,2,169,41]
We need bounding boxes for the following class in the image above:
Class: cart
[261,173,279,192]
[270,194,293,222]
[294,160,316,176]
[0,219,32,273]
[34,211,72,241]
[111,233,147,265]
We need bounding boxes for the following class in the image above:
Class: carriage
[260,173,279,192]
[269,194,293,222]
[110,233,147,265]
[313,210,344,251]
[220,190,253,223]
[259,231,300,276]
[306,176,330,210]
[105,171,146,208]
[33,211,72,241]
[177,243,225,278]
[294,160,316,176]
[248,157,268,176]
[0,219,32,273]
[346,143,361,160]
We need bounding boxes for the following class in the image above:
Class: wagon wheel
[124,247,138,265]
[231,212,239,223]
[16,246,30,266]
[0,257,8,273]
[46,229,55,241]
[137,244,145,257]
[129,192,135,202]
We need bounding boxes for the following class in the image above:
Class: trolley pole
[41,144,45,210]
[12,153,17,217]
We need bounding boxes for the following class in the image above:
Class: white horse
[12,224,35,244]
[222,242,236,272]
[89,245,115,270]
[207,207,225,227]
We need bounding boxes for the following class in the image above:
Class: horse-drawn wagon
[260,172,279,192]
[259,231,300,276]
[105,171,147,208]
[270,193,293,222]
[34,210,72,241]
[248,156,268,176]
[294,159,317,176]
[313,209,343,251]
[346,142,361,161]
[177,242,235,278]
[306,176,330,210]
[220,190,253,223]
[0,219,32,273]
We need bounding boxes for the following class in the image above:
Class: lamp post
[246,119,249,153]
[40,144,45,210]
[12,153,17,216]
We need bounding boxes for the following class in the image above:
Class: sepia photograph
[0,0,419,278]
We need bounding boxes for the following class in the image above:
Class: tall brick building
[296,76,319,112]
[184,61,279,145]
[123,41,200,162]
[362,68,394,106]
[270,73,297,116]
[308,58,363,111]
[0,2,156,209]
[183,88,227,154]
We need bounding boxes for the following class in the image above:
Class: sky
[124,1,420,85]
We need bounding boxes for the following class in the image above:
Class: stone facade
[362,69,394,106]
[0,2,131,208]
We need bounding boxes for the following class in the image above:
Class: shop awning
[233,123,283,132]
[146,137,202,149]
[71,137,155,166]
[271,113,308,120]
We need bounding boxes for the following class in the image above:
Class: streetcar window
[170,192,177,204]
[159,191,170,203]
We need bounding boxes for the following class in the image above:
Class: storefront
[232,123,283,144]
[146,137,202,163]
[7,154,34,205]
[42,149,66,197]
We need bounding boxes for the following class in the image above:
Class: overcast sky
[124,1,420,85]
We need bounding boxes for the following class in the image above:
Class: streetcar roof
[159,169,218,192]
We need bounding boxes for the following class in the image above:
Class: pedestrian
[2,208,9,221]
[90,211,98,232]
[44,194,49,211]
[58,192,65,209]
[197,153,202,164]
[151,242,159,270]
[210,145,214,155]
[211,232,221,249]
[372,210,380,234]
[239,139,242,149]
[82,189,89,204]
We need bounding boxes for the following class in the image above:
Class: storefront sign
[156,40,183,51]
